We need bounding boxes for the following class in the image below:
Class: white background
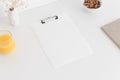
[0,0,120,80]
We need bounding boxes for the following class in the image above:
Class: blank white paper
[31,13,93,68]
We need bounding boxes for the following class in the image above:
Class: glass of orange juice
[0,30,15,54]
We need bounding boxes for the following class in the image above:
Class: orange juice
[0,34,15,54]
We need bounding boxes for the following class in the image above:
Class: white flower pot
[8,10,19,26]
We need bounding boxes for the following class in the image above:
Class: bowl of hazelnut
[83,0,101,12]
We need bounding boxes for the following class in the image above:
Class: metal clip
[41,15,58,24]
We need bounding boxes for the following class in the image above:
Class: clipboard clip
[41,15,58,24]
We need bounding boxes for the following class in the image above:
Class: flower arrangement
[0,0,28,26]
[0,0,27,12]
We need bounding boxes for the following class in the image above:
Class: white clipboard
[30,13,93,68]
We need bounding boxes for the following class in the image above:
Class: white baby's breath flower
[0,0,28,14]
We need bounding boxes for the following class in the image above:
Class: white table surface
[1,0,120,80]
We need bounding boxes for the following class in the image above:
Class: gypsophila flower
[0,0,27,13]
